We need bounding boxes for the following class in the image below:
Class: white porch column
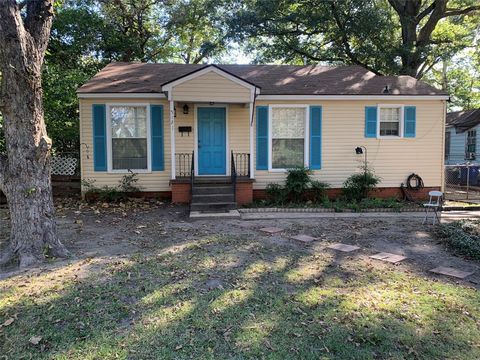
[169,99,176,180]
[249,102,254,179]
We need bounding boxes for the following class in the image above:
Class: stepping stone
[291,234,317,243]
[259,227,284,234]
[429,266,474,279]
[327,243,360,252]
[370,252,407,264]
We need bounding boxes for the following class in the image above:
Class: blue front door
[198,107,226,175]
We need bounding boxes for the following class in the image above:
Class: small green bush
[285,167,311,201]
[266,183,287,205]
[342,168,381,202]
[265,168,330,205]
[96,186,125,202]
[118,170,142,193]
[310,180,330,203]
[435,220,480,260]
[83,172,142,203]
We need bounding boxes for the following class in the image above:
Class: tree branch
[25,0,55,52]
[444,6,480,17]
[329,2,382,75]
[417,1,437,21]
[417,0,447,46]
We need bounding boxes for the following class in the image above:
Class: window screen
[110,106,148,170]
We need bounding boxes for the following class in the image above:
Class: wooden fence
[0,175,80,205]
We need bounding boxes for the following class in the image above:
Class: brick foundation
[235,181,253,205]
[171,182,191,203]
[253,186,441,202]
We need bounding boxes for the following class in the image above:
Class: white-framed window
[107,104,151,172]
[269,105,309,170]
[466,129,476,160]
[378,105,403,138]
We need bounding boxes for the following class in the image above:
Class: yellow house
[77,63,448,209]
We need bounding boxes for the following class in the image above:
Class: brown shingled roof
[447,109,480,132]
[77,62,448,96]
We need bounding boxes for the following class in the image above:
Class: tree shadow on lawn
[0,232,479,359]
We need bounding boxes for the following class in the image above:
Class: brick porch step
[192,193,235,203]
[192,185,233,195]
[190,177,237,212]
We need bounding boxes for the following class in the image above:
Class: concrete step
[190,202,237,212]
[192,185,233,195]
[192,193,235,203]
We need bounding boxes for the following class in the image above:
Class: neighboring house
[77,63,448,207]
[445,109,480,164]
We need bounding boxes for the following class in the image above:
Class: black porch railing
[232,152,250,178]
[175,152,193,177]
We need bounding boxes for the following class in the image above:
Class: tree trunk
[0,0,69,268]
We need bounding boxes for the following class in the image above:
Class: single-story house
[77,63,448,208]
[445,109,480,164]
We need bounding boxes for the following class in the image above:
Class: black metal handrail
[190,150,194,195]
[232,153,250,178]
[175,153,193,177]
[231,151,237,202]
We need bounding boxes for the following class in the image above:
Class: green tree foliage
[427,49,480,109]
[43,0,231,153]
[231,0,479,78]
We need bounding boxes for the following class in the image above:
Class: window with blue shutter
[92,104,107,171]
[365,106,377,138]
[404,106,416,138]
[151,105,164,171]
[309,106,322,170]
[256,106,268,170]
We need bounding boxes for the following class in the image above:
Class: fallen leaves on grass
[29,336,43,345]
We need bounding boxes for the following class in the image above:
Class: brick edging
[239,207,425,213]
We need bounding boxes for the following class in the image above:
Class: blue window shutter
[404,106,416,138]
[92,104,107,171]
[256,106,269,170]
[309,106,322,170]
[365,106,377,138]
[151,105,164,171]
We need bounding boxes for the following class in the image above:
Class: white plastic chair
[422,191,443,225]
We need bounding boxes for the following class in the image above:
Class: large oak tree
[231,0,479,79]
[0,0,69,267]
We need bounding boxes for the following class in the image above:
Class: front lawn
[0,204,479,359]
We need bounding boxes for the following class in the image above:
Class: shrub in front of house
[342,166,381,202]
[83,171,142,202]
[265,167,330,205]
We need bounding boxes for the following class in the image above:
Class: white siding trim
[78,93,448,101]
[257,95,449,101]
[170,100,176,180]
[249,102,254,179]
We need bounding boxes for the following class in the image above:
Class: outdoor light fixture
[183,104,189,114]
[355,146,368,197]
[354,146,367,167]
